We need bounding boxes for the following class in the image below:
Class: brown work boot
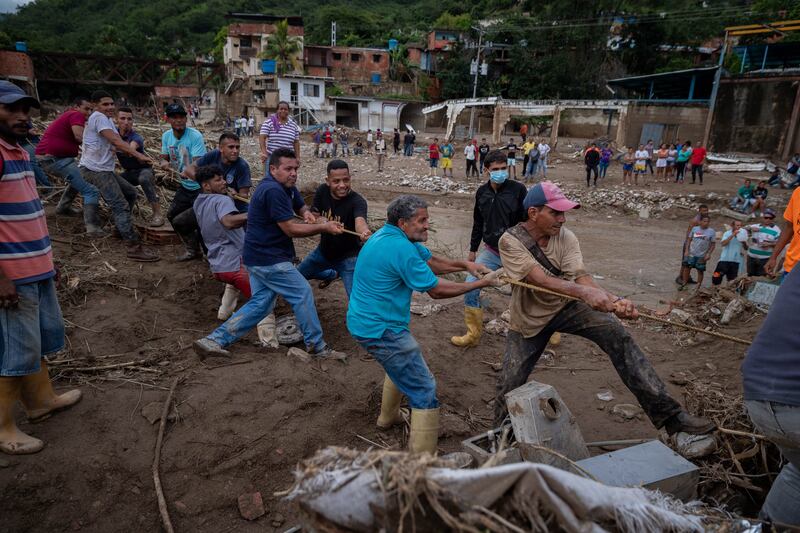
[126,242,160,262]
[20,360,82,421]
[664,411,716,435]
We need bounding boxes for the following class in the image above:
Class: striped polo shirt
[0,137,54,285]
[259,116,300,155]
[747,223,782,259]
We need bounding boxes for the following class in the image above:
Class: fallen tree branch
[153,376,180,533]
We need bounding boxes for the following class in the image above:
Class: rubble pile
[363,173,477,194]
[567,185,719,216]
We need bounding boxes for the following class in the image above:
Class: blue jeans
[536,155,548,178]
[38,156,100,205]
[353,329,438,409]
[525,158,538,178]
[746,399,800,527]
[80,168,138,241]
[404,143,412,156]
[208,262,325,351]
[340,141,349,156]
[598,161,609,178]
[0,277,64,376]
[296,246,357,296]
[22,141,50,189]
[464,247,503,308]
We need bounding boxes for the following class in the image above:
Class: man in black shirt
[479,138,490,172]
[505,138,519,180]
[297,159,371,295]
[584,143,601,187]
[452,150,527,347]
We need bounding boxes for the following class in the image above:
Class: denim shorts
[429,158,439,168]
[683,255,707,271]
[353,329,438,409]
[0,277,65,376]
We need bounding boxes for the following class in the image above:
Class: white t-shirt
[367,132,373,142]
[635,150,649,165]
[464,144,477,160]
[248,118,255,127]
[538,143,551,158]
[79,111,117,172]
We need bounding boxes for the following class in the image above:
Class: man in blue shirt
[187,132,251,212]
[742,269,800,528]
[193,148,347,361]
[116,107,164,226]
[159,103,207,261]
[347,195,502,454]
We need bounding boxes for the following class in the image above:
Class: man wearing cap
[451,149,527,348]
[0,81,82,455]
[493,181,715,437]
[160,103,207,261]
[79,91,159,261]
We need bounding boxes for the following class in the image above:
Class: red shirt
[324,131,332,144]
[690,146,707,165]
[429,144,439,159]
[35,109,86,158]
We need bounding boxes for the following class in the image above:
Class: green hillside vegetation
[1,0,798,99]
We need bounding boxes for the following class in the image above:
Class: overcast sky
[0,0,30,13]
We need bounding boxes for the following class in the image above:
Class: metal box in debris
[575,440,699,502]
[505,380,590,468]
[461,425,521,466]
[747,280,780,307]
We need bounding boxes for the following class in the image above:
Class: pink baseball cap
[523,181,580,211]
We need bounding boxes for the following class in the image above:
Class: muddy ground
[1,132,788,532]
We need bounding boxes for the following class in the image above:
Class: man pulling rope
[493,182,715,437]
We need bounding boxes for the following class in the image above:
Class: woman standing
[666,143,678,181]
[675,141,693,184]
[375,130,387,172]
[598,143,613,180]
[655,143,669,182]
[622,147,635,186]
[259,101,300,168]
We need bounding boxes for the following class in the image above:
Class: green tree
[259,19,302,76]
[432,12,472,31]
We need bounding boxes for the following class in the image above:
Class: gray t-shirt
[194,193,244,273]
[687,226,715,257]
[79,111,117,172]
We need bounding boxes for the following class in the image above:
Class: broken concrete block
[505,380,589,467]
[576,440,699,501]
[596,391,614,402]
[461,426,521,466]
[674,432,718,459]
[721,297,745,325]
[238,492,265,521]
[747,281,780,307]
[668,308,693,324]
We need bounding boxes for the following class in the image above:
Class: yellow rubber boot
[450,307,483,347]
[376,374,404,429]
[549,332,561,346]
[409,408,440,454]
[0,377,44,455]
[20,360,82,421]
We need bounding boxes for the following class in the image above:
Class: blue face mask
[489,169,508,184]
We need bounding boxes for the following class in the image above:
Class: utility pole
[467,26,484,140]
[331,21,337,46]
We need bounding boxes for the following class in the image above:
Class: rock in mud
[238,492,265,521]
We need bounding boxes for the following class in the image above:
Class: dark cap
[0,80,40,108]
[165,103,187,116]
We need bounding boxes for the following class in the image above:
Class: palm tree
[260,19,302,76]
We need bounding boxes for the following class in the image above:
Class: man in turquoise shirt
[159,103,207,260]
[347,195,503,454]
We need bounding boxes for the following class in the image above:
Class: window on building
[372,54,381,63]
[351,53,361,62]
[332,52,342,60]
[239,37,252,47]
[303,83,320,98]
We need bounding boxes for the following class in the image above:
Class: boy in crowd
[680,214,716,288]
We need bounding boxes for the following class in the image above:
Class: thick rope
[499,276,753,346]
